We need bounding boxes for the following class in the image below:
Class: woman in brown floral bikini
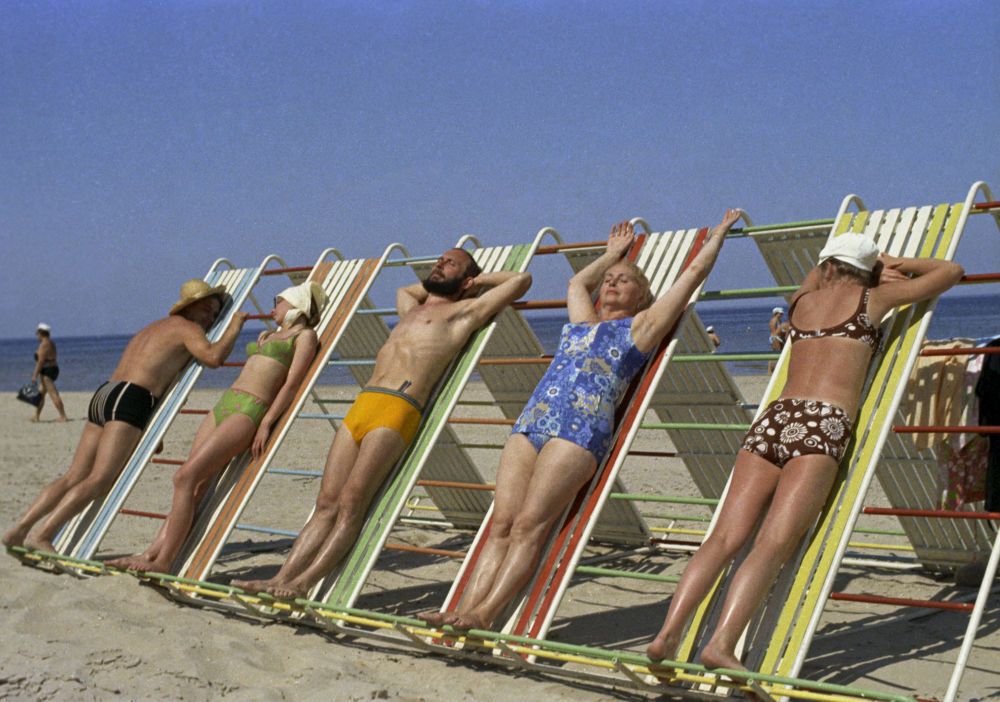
[647,232,964,671]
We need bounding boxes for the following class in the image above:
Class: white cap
[705,326,714,332]
[37,323,51,332]
[772,307,783,315]
[818,232,879,272]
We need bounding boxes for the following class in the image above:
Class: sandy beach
[2,379,999,701]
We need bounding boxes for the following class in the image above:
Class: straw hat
[818,232,880,272]
[170,279,227,316]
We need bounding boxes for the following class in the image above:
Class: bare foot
[267,581,308,600]
[417,610,458,627]
[231,578,274,595]
[57,416,68,423]
[700,644,775,699]
[24,535,56,553]
[449,612,490,630]
[126,557,170,574]
[29,416,39,423]
[3,527,28,548]
[646,633,680,662]
[106,555,148,570]
[700,641,746,672]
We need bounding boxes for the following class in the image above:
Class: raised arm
[867,254,964,320]
[396,283,429,318]
[631,208,742,353]
[459,270,533,330]
[252,329,318,458]
[566,221,636,323]
[789,266,824,307]
[180,312,249,368]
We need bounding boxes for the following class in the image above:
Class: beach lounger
[335,246,497,530]
[316,241,536,607]
[874,183,1000,574]
[55,258,268,560]
[673,193,975,692]
[466,223,665,545]
[651,218,837,500]
[428,224,713,641]
[174,250,388,581]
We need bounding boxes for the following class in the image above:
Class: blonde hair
[610,261,653,312]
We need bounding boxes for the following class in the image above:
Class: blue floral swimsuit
[511,317,651,461]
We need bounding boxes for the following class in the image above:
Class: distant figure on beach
[232,250,531,599]
[5,280,246,552]
[418,210,742,631]
[646,233,964,671]
[767,307,786,373]
[30,323,68,422]
[108,281,328,573]
[706,325,721,348]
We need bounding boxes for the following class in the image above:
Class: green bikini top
[246,330,300,368]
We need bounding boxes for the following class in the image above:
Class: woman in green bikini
[108,281,326,573]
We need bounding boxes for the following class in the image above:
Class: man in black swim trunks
[4,279,249,553]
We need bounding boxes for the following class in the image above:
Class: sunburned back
[780,284,881,415]
[367,301,473,405]
[109,317,199,397]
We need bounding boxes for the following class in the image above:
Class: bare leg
[4,423,103,547]
[425,433,540,625]
[700,453,838,670]
[23,422,143,552]
[647,451,780,661]
[31,390,44,422]
[39,376,68,421]
[449,436,597,630]
[233,425,362,594]
[767,339,782,374]
[234,424,407,599]
[108,413,254,573]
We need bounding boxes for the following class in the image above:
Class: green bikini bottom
[212,388,269,428]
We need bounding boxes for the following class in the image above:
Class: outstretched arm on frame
[630,209,742,353]
[566,222,636,324]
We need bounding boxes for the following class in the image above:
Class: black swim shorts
[87,381,158,430]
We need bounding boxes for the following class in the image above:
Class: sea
[3,294,998,394]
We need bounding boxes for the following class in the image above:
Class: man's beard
[422,275,463,296]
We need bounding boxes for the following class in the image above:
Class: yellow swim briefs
[342,387,423,446]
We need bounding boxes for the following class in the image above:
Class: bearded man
[234,248,531,599]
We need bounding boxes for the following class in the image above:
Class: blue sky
[2,0,997,339]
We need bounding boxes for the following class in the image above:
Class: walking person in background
[706,325,721,348]
[30,323,68,422]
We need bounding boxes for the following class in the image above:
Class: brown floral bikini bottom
[741,398,854,468]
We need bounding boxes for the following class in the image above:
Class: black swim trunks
[87,381,158,430]
[39,365,59,381]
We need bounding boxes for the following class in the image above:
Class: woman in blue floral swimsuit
[420,208,743,630]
